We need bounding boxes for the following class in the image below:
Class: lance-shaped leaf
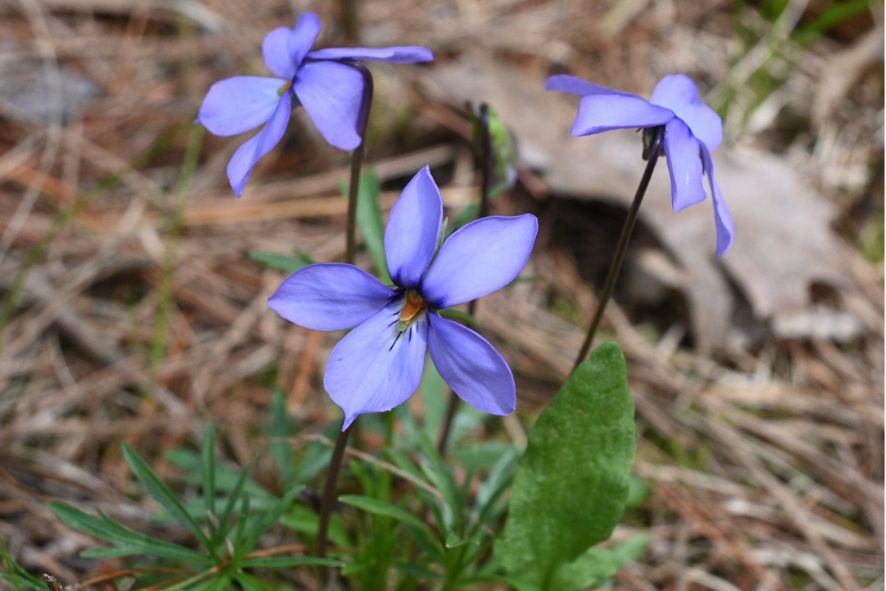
[495,342,636,589]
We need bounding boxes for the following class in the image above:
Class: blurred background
[0,0,882,588]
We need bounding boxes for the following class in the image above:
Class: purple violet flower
[268,166,538,429]
[197,12,433,196]
[547,73,734,255]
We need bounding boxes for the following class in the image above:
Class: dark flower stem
[344,62,374,264]
[437,103,493,454]
[315,63,374,570]
[571,126,664,372]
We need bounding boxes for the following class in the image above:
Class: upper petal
[263,27,297,79]
[197,76,285,137]
[288,12,322,68]
[663,118,707,211]
[307,46,433,63]
[650,74,722,151]
[546,74,628,97]
[268,263,396,331]
[293,60,364,150]
[571,93,674,137]
[384,166,443,288]
[427,314,515,416]
[226,92,291,196]
[324,301,428,429]
[701,147,734,256]
[421,214,538,309]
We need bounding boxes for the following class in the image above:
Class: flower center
[277,81,292,97]
[396,290,427,332]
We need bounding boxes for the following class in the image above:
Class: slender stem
[437,103,493,454]
[571,127,664,372]
[344,62,374,264]
[315,63,374,577]
[316,423,351,559]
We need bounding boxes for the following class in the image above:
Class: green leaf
[495,342,636,589]
[341,168,390,282]
[51,502,209,565]
[201,425,217,519]
[339,495,433,539]
[237,487,302,560]
[248,249,314,273]
[266,389,295,489]
[240,556,342,569]
[551,535,650,590]
[122,444,214,554]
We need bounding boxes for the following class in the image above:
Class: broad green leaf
[248,249,314,273]
[495,342,636,589]
[122,444,214,554]
[551,535,650,590]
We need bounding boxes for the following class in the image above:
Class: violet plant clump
[268,166,538,429]
[196,12,432,196]
[548,73,734,255]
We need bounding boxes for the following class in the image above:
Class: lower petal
[427,315,515,416]
[664,118,706,211]
[572,93,674,136]
[307,46,433,63]
[197,76,285,137]
[702,148,735,256]
[324,302,429,429]
[294,61,365,150]
[268,263,396,331]
[226,92,292,196]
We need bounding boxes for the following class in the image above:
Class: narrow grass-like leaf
[122,444,214,554]
[248,250,314,273]
[240,556,342,569]
[51,502,209,565]
[236,487,302,560]
[339,495,435,540]
[350,168,390,283]
[202,425,216,519]
[266,390,294,490]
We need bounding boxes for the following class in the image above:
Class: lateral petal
[197,76,285,137]
[701,147,735,256]
[226,92,292,196]
[663,118,707,211]
[294,61,364,150]
[571,93,674,136]
[263,27,297,79]
[650,74,722,152]
[421,214,538,309]
[307,46,433,63]
[324,302,428,430]
[546,74,627,97]
[288,12,322,68]
[268,263,396,331]
[428,314,515,416]
[384,166,443,288]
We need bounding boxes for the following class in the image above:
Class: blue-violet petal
[198,76,285,137]
[226,91,292,196]
[324,301,428,430]
[268,263,396,331]
[384,166,443,288]
[427,314,515,416]
[294,60,364,150]
[422,214,538,309]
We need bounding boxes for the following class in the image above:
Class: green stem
[571,126,664,372]
[437,103,493,454]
